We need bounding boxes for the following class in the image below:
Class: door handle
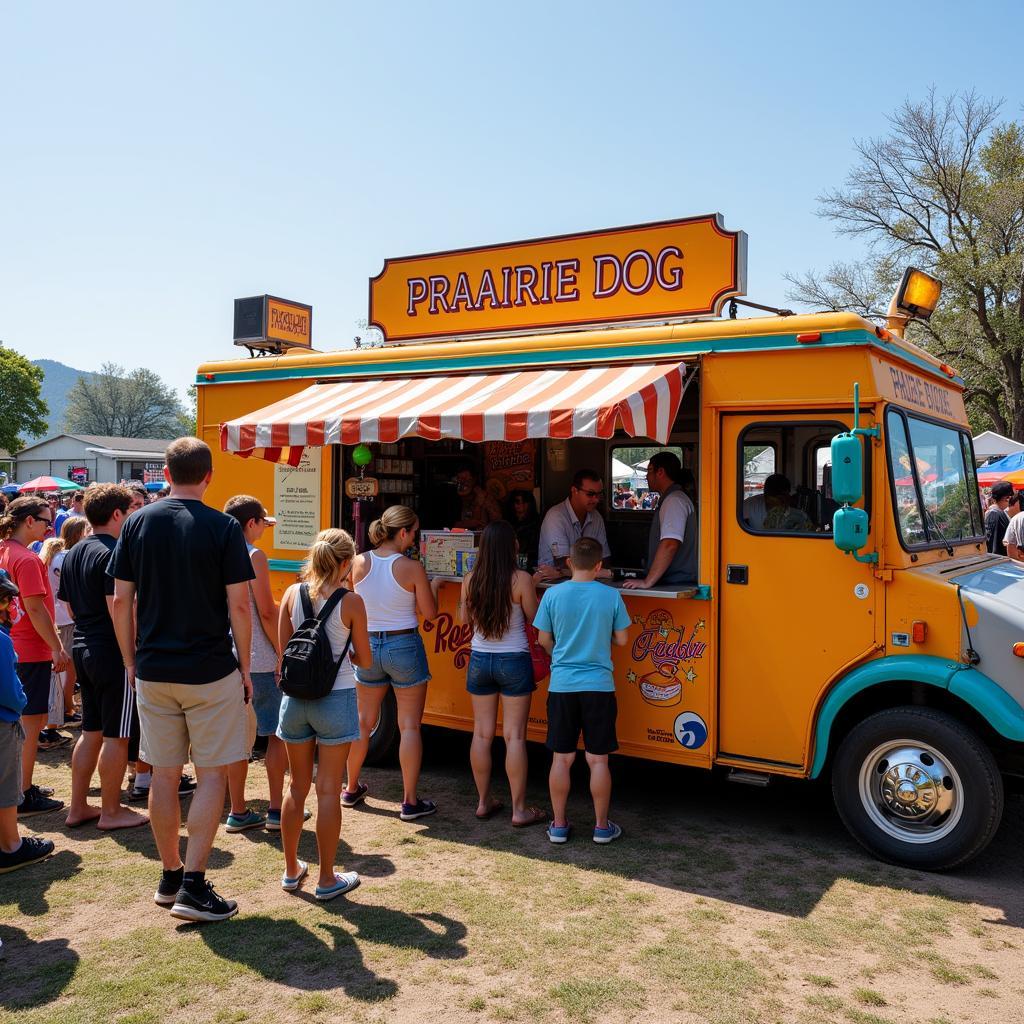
[726,564,748,585]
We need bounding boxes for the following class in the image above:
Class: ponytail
[368,504,417,547]
[300,528,356,597]
[40,538,65,566]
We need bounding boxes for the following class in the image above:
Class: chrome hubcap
[858,739,962,844]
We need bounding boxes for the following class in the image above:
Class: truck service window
[610,445,685,511]
[886,408,983,548]
[738,423,844,535]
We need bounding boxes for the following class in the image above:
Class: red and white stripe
[221,362,689,460]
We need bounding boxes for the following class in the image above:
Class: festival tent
[976,452,1024,487]
[611,457,635,480]
[973,430,1024,462]
[17,475,83,493]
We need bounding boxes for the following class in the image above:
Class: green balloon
[352,443,373,467]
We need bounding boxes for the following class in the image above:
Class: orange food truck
[200,216,1024,870]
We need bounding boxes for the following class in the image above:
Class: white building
[15,434,168,486]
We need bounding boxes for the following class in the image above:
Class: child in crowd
[532,537,630,844]
[0,568,56,873]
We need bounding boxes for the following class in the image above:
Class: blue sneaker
[593,821,623,844]
[265,808,311,832]
[225,809,267,833]
[315,871,360,901]
[547,822,571,844]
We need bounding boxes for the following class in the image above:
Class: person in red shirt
[0,497,70,816]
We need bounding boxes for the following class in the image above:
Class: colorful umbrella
[18,475,83,493]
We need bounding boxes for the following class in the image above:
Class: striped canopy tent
[221,362,691,463]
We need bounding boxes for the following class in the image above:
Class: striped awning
[221,361,690,462]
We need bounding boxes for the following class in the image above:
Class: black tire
[831,705,1003,871]
[363,687,399,766]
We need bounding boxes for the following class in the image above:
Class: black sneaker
[154,871,184,907]
[17,785,65,817]
[63,712,82,728]
[128,784,149,803]
[0,836,55,874]
[170,880,238,922]
[178,774,197,796]
[37,729,71,751]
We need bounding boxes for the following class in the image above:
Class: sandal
[512,806,547,828]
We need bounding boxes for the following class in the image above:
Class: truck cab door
[717,412,877,769]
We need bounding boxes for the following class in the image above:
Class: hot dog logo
[626,609,706,708]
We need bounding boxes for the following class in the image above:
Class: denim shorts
[251,671,282,737]
[276,687,360,746]
[355,632,431,689]
[466,651,535,697]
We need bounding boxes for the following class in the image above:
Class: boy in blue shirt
[0,568,56,873]
[533,537,630,844]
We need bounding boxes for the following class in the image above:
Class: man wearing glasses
[535,469,612,581]
[0,497,70,816]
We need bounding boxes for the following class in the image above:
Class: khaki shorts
[136,671,249,768]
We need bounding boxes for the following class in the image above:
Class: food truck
[200,216,1024,870]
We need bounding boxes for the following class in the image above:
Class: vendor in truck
[624,452,697,590]
[453,463,502,530]
[534,469,612,581]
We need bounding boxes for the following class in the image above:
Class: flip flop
[512,807,548,828]
[475,799,504,821]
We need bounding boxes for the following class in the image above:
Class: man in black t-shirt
[110,437,255,924]
[58,484,147,831]
[985,481,1014,554]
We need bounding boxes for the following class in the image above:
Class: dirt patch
[1,737,1022,1024]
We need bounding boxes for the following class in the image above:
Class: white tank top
[289,586,356,691]
[472,599,529,654]
[355,551,419,632]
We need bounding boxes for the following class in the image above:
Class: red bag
[526,624,551,683]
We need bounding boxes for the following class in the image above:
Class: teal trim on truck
[809,654,1024,778]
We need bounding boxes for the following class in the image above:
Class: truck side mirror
[833,506,870,553]
[831,432,863,504]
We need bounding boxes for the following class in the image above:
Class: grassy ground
[1,731,1022,1024]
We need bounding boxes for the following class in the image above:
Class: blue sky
[2,1,1022,397]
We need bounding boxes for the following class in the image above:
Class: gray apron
[647,484,697,585]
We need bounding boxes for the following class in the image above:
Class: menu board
[273,448,321,550]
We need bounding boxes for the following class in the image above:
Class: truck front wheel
[832,706,1003,870]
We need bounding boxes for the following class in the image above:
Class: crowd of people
[1,438,632,924]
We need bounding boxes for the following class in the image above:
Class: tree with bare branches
[786,90,1024,437]
[65,363,186,439]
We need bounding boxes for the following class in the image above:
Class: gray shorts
[0,720,25,808]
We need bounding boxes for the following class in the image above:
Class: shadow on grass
[0,925,79,1008]
[195,914,400,1001]
[398,727,1024,929]
[0,849,82,916]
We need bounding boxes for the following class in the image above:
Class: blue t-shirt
[533,581,630,693]
[0,628,27,722]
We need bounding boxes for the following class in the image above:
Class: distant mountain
[30,359,99,439]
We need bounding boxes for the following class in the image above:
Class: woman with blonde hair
[345,504,438,821]
[42,517,91,727]
[277,528,370,900]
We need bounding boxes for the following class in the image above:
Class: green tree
[786,90,1024,438]
[0,343,48,452]
[65,362,186,439]
[178,384,198,436]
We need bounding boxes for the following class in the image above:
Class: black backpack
[279,584,352,700]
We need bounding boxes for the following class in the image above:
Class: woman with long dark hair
[460,520,545,826]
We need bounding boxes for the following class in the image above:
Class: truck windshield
[886,408,984,548]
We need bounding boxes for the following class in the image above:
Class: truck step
[726,769,771,787]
